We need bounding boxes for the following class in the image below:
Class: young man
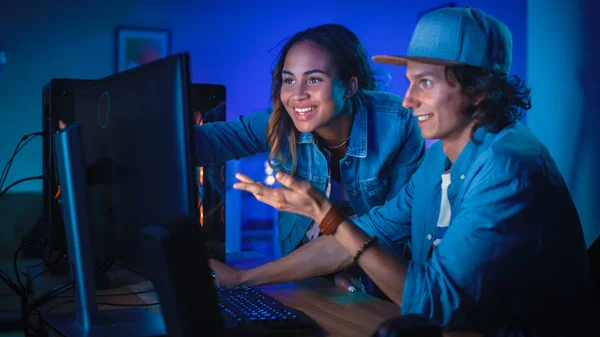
[228,7,597,335]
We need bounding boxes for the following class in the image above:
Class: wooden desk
[27,254,480,337]
[26,253,397,337]
[228,252,400,336]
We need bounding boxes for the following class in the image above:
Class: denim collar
[445,124,497,181]
[297,101,368,158]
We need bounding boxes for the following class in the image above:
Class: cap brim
[372,55,463,67]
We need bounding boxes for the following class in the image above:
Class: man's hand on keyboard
[209,258,244,289]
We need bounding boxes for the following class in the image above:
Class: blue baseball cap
[372,7,513,74]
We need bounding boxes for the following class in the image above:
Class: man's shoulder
[475,123,554,180]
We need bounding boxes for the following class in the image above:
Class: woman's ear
[345,76,358,99]
[473,93,486,106]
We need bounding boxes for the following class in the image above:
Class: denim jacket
[195,90,426,255]
[354,122,596,335]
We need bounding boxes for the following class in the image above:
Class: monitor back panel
[72,53,197,278]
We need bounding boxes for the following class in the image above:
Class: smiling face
[402,61,475,143]
[279,40,349,134]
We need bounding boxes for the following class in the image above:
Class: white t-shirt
[432,171,452,248]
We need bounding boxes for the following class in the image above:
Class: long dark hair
[266,24,377,174]
[445,65,532,140]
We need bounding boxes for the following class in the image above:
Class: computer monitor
[74,53,199,278]
[40,80,227,277]
[43,52,222,337]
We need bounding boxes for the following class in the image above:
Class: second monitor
[45,52,202,337]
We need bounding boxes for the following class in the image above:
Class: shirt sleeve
[401,168,541,328]
[194,108,272,166]
[353,164,418,259]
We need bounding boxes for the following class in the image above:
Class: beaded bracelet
[351,236,379,264]
[318,205,345,235]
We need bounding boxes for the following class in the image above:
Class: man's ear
[345,76,358,98]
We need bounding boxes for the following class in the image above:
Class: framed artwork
[114,26,172,73]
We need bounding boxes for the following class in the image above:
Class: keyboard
[216,284,322,336]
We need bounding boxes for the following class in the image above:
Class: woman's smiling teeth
[295,106,316,114]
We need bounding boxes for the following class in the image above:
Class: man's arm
[319,167,541,311]
[329,217,409,304]
[210,235,352,288]
[241,235,352,286]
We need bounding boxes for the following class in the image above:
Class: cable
[26,281,75,313]
[97,301,160,307]
[0,132,45,301]
[0,178,45,293]
[0,135,29,190]
[22,281,74,337]
[0,132,43,192]
[29,270,49,283]
[0,132,43,184]
[0,187,43,299]
[40,300,72,315]
[0,175,44,200]
[37,299,160,315]
[0,271,22,297]
[54,287,156,299]
[14,239,46,293]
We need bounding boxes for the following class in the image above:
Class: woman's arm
[195,107,272,166]
[210,234,353,288]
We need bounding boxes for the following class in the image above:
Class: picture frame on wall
[114,26,172,73]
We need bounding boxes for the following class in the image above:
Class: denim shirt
[355,122,596,336]
[194,90,426,255]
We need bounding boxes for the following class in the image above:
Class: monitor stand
[42,122,166,337]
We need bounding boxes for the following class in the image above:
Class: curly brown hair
[445,65,532,141]
[266,24,377,175]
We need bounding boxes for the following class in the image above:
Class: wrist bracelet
[351,236,379,264]
[318,205,344,235]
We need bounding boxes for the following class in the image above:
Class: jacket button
[460,174,465,180]
[427,234,433,240]
[344,160,352,166]
[352,190,359,196]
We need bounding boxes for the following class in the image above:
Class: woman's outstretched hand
[233,171,331,222]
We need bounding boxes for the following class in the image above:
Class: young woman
[195,24,425,292]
